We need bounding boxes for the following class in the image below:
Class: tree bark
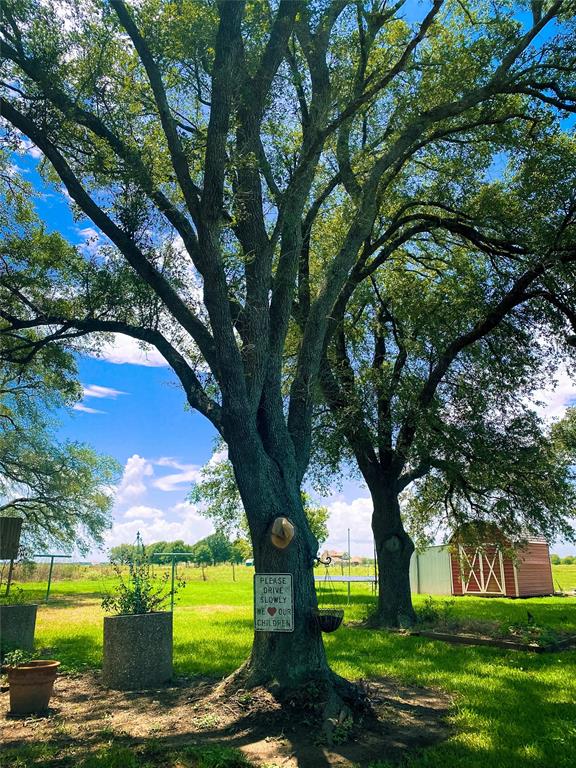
[371,486,417,628]
[227,434,332,691]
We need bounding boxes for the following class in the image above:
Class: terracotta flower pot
[7,660,60,715]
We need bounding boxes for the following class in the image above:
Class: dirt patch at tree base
[1,672,451,767]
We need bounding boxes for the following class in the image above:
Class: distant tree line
[551,554,576,566]
[109,533,251,567]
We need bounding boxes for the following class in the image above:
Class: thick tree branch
[0,98,218,375]
[394,246,576,468]
[1,40,201,262]
[110,0,202,224]
[0,310,222,432]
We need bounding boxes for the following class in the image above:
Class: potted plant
[0,587,39,655]
[101,558,183,690]
[2,649,60,715]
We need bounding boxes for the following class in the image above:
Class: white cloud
[153,458,202,492]
[323,496,375,557]
[533,365,576,422]
[60,185,73,203]
[115,455,154,505]
[104,501,214,551]
[73,403,105,414]
[207,447,228,466]
[91,334,168,367]
[83,384,128,399]
[76,226,101,257]
[123,505,164,520]
[18,137,43,159]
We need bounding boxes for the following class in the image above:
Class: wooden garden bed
[407,629,576,653]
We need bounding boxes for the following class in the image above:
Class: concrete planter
[0,604,38,654]
[102,611,173,690]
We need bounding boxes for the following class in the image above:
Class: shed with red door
[448,526,554,598]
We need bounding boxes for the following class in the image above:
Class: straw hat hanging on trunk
[270,517,295,550]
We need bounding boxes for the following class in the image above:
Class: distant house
[320,550,346,564]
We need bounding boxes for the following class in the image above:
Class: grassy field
[3,564,575,767]
[552,563,576,591]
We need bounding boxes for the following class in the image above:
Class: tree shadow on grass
[328,627,576,767]
[37,633,102,672]
[173,618,253,678]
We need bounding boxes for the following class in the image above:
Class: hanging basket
[313,608,344,633]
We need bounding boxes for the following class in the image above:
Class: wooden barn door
[459,545,505,595]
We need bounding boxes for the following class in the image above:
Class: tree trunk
[224,428,362,732]
[230,447,330,690]
[371,487,416,628]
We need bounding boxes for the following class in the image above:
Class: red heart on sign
[267,607,277,616]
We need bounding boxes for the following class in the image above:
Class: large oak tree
[317,134,576,625]
[1,0,575,709]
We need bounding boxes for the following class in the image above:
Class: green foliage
[101,559,183,616]
[415,596,456,627]
[230,538,250,564]
[190,542,214,569]
[109,534,250,568]
[550,554,561,565]
[177,745,251,768]
[191,453,329,545]
[0,586,28,606]
[0,157,120,554]
[1,647,36,668]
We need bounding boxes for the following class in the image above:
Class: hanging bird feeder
[313,555,344,633]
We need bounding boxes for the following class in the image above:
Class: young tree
[109,543,137,564]
[191,541,213,581]
[1,0,575,709]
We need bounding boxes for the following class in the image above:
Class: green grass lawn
[7,566,576,768]
[552,563,576,591]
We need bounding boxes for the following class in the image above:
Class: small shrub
[0,586,28,606]
[1,648,36,667]
[101,559,184,616]
[502,619,561,647]
[416,595,439,624]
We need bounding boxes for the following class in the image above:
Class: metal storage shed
[408,526,554,597]
[449,527,554,598]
